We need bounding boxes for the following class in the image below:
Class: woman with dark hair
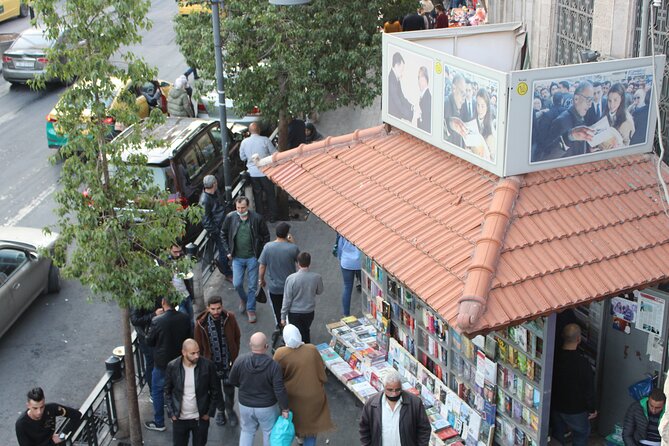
[601,82,635,149]
[470,87,495,161]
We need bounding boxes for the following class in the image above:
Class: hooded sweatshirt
[167,87,194,117]
[228,351,289,409]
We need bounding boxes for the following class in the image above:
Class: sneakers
[227,410,239,427]
[215,410,226,426]
[248,311,257,323]
[238,301,247,314]
[144,421,166,432]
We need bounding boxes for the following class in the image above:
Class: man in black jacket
[221,196,270,323]
[229,332,289,446]
[16,387,81,446]
[130,296,163,393]
[550,323,597,446]
[623,388,666,446]
[359,370,431,446]
[165,339,220,446]
[145,297,192,432]
[199,175,232,281]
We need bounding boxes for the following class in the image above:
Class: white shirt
[381,395,402,446]
[179,364,199,420]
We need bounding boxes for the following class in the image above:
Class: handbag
[331,234,340,257]
[255,286,268,304]
[269,411,295,446]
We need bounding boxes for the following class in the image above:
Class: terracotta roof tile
[260,127,669,335]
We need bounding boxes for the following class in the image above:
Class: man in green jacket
[623,388,666,446]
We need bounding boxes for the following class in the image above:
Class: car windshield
[12,32,53,50]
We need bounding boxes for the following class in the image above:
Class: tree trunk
[121,306,143,445]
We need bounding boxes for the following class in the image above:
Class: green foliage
[173,0,418,123]
[33,0,199,310]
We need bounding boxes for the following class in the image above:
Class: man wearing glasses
[540,81,596,161]
[359,370,431,446]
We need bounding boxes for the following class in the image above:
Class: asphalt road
[0,2,188,444]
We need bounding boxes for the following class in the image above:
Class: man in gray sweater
[228,332,289,446]
[281,252,323,343]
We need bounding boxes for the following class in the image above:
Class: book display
[359,254,554,446]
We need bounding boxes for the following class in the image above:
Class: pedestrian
[221,196,270,324]
[199,175,233,281]
[273,324,334,446]
[434,4,449,28]
[193,295,241,427]
[304,123,324,144]
[258,222,300,334]
[550,323,597,446]
[165,339,220,446]
[336,234,361,317]
[169,242,194,329]
[16,387,82,446]
[239,122,278,222]
[130,296,164,393]
[359,370,431,446]
[281,251,324,344]
[623,387,666,446]
[168,75,195,117]
[228,332,290,446]
[144,296,192,432]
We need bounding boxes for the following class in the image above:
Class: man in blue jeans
[229,332,290,446]
[550,323,597,446]
[144,297,191,432]
[221,196,270,324]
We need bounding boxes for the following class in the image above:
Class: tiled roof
[260,126,669,335]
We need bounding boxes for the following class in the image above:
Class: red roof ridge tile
[457,176,522,331]
[258,126,388,168]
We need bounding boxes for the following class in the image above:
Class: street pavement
[134,90,382,446]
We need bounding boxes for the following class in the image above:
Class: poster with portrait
[442,64,500,163]
[386,44,434,135]
[529,66,655,164]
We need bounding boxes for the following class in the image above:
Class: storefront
[257,23,669,446]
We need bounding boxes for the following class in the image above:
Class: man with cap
[199,175,232,281]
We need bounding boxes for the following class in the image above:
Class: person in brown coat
[194,295,241,427]
[273,324,334,446]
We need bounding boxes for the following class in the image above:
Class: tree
[32,0,199,444]
[174,0,416,149]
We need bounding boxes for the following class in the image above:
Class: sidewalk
[134,100,382,445]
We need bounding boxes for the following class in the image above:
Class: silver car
[0,226,60,338]
[1,27,57,84]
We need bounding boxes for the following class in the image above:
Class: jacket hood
[244,353,273,374]
[169,87,188,100]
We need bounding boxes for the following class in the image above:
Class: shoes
[215,410,226,426]
[248,311,257,323]
[227,411,239,427]
[356,283,362,292]
[238,301,247,314]
[144,421,166,432]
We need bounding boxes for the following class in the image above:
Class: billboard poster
[442,64,500,163]
[530,66,655,163]
[386,44,434,135]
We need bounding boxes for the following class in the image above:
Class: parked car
[1,27,62,85]
[0,0,29,23]
[113,117,246,243]
[176,0,210,15]
[46,77,172,149]
[0,226,60,338]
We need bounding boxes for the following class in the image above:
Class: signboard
[505,56,664,175]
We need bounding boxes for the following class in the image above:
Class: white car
[0,226,60,338]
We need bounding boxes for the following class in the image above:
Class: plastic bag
[269,411,295,446]
[628,375,654,401]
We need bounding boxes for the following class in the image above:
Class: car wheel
[19,3,30,17]
[47,263,61,294]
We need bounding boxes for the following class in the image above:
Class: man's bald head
[562,323,581,346]
[250,332,268,353]
[182,338,200,365]
[183,338,198,351]
[249,122,260,135]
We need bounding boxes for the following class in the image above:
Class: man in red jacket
[194,295,241,427]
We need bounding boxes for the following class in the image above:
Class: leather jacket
[146,309,192,369]
[199,190,226,234]
[359,391,431,446]
[165,356,221,419]
[220,209,270,258]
